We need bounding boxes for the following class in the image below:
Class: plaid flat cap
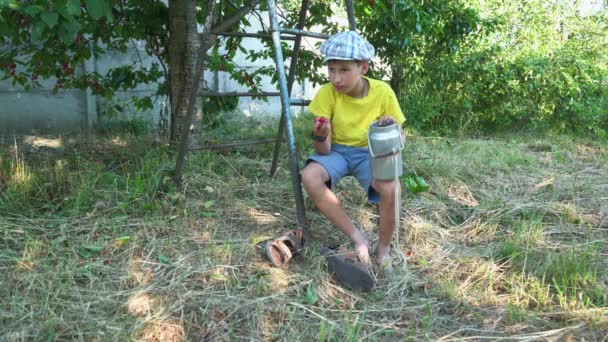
[320,31,375,63]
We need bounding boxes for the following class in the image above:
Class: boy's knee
[301,163,327,189]
[301,167,314,188]
[372,179,398,198]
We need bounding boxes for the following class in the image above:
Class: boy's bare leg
[372,179,399,262]
[302,163,369,266]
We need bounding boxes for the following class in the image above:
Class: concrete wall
[0,14,319,135]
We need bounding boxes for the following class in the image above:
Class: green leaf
[404,177,418,193]
[158,254,171,264]
[0,1,21,10]
[103,1,113,21]
[40,12,59,28]
[113,236,131,247]
[57,18,80,43]
[0,16,9,36]
[77,248,92,259]
[203,200,215,209]
[210,274,228,281]
[305,285,318,305]
[415,176,430,192]
[85,0,104,19]
[416,22,422,33]
[202,211,217,218]
[23,5,44,16]
[58,25,73,44]
[30,21,46,41]
[66,0,81,15]
[85,245,103,252]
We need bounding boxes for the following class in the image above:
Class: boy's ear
[360,61,370,74]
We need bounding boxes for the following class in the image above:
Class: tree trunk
[390,65,403,99]
[170,0,259,182]
[168,0,200,144]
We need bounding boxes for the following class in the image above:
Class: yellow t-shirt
[308,77,405,147]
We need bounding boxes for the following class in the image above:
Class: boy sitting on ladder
[302,31,405,273]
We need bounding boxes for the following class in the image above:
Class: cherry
[10,63,16,70]
[314,117,328,130]
[31,73,38,80]
[369,0,375,6]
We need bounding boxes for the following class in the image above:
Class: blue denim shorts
[306,143,379,203]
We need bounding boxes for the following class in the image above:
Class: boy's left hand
[313,117,330,137]
[376,115,396,126]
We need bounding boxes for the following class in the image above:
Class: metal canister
[368,122,404,180]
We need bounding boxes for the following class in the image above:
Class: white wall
[0,10,319,135]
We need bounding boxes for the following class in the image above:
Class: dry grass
[1,132,607,341]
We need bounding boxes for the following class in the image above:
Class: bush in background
[394,0,607,136]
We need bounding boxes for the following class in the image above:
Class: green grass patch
[1,117,607,339]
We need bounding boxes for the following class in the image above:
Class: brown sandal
[265,228,304,268]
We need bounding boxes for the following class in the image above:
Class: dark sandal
[320,247,374,292]
[265,229,304,268]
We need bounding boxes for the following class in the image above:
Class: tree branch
[205,0,259,46]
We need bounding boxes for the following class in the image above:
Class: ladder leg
[269,0,310,178]
[267,0,306,230]
[345,0,357,31]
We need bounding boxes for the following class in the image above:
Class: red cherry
[369,0,375,6]
[103,259,110,265]
[10,63,16,70]
[314,117,328,130]
[63,62,69,69]
[31,73,38,80]
[406,250,413,257]
[64,68,73,75]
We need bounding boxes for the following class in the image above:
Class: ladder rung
[201,91,280,97]
[212,31,296,41]
[289,99,311,106]
[188,138,277,151]
[279,28,329,39]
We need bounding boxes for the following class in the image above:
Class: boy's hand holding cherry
[313,116,330,139]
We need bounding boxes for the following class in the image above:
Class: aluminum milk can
[368,122,404,180]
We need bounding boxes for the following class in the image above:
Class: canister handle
[367,124,405,158]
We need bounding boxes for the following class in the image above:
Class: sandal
[321,246,374,292]
[265,228,304,268]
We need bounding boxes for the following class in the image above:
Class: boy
[302,31,405,270]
